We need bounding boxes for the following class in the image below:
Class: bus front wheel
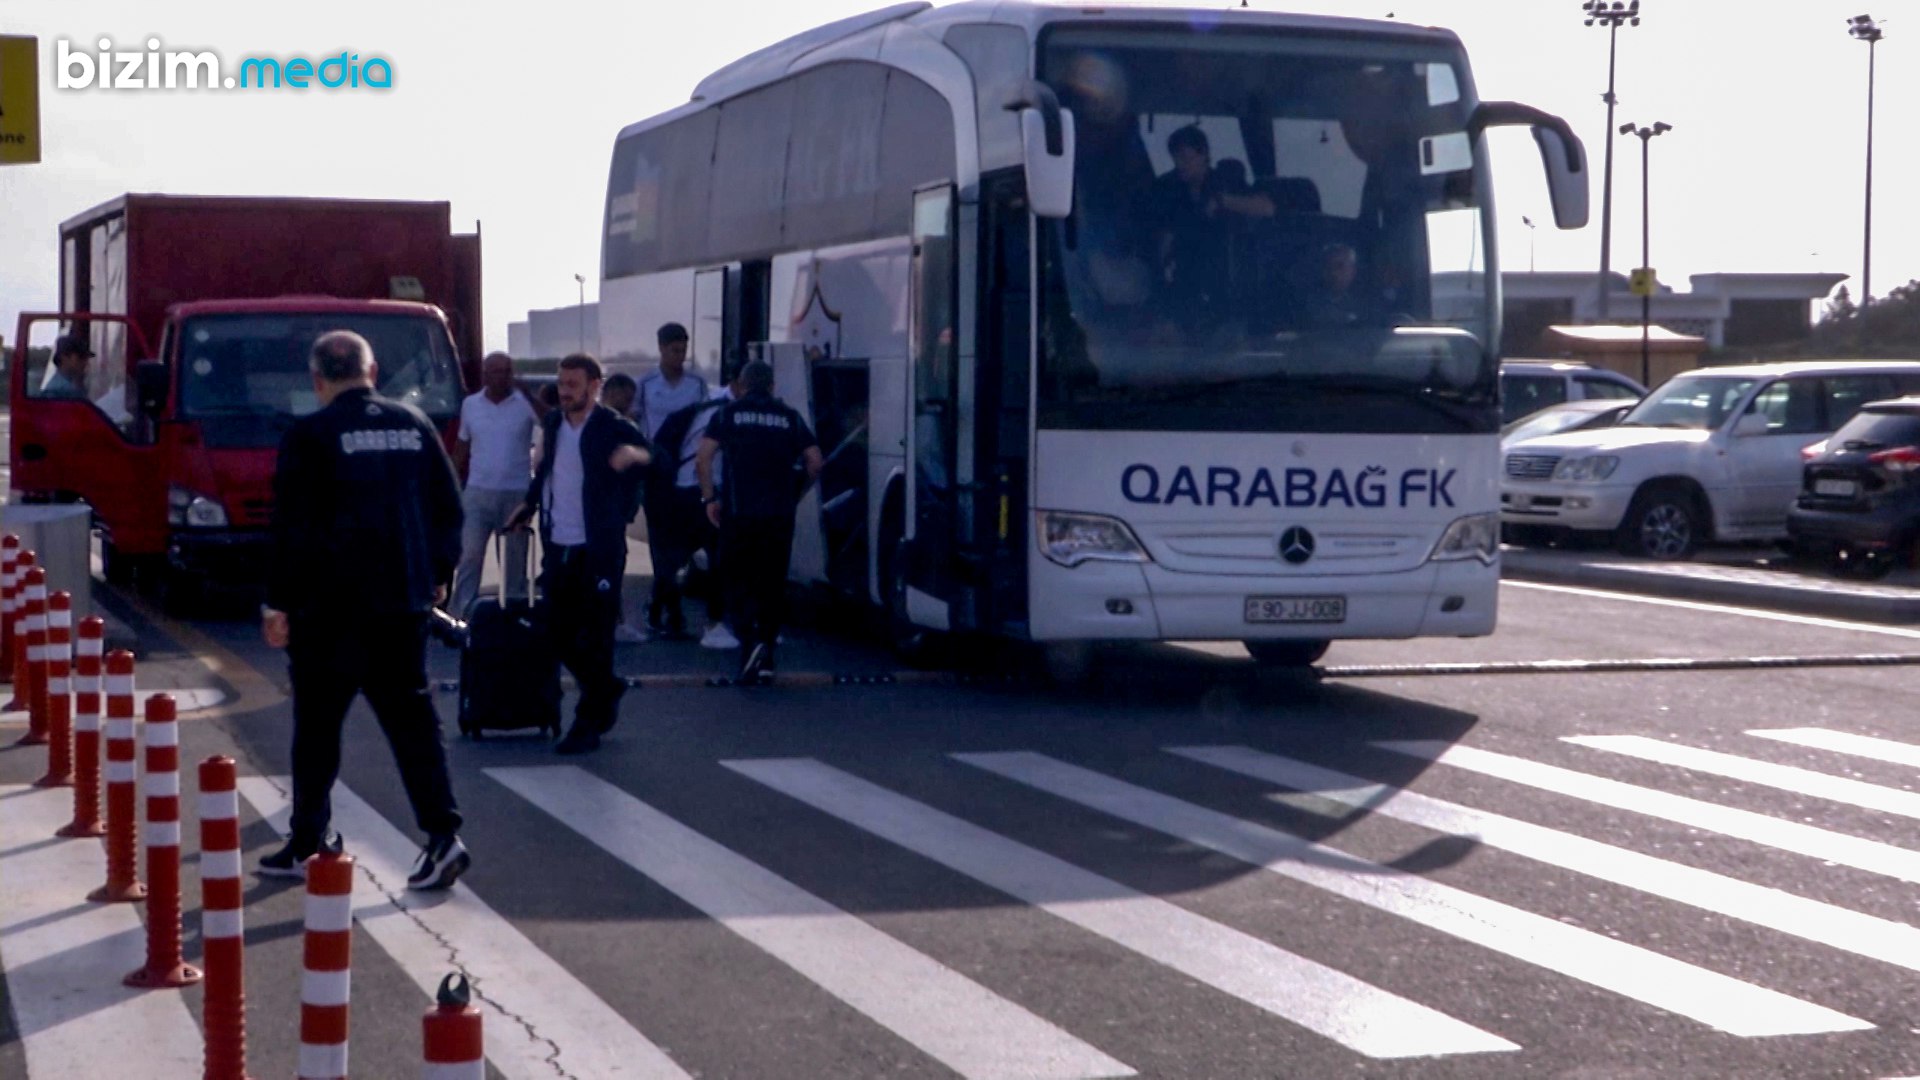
[1244,640,1330,667]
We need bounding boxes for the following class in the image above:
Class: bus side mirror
[1018,103,1076,220]
[134,360,169,416]
[1468,101,1589,230]
[1531,125,1589,230]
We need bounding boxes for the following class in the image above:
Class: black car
[1787,396,1920,578]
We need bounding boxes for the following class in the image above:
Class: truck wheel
[1244,640,1330,667]
[155,566,204,618]
[100,539,136,587]
[1615,485,1703,560]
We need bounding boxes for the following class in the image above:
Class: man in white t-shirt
[450,352,539,617]
[632,322,709,639]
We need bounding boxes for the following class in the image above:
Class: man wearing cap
[41,335,95,400]
[630,322,709,640]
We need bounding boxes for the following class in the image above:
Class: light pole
[1584,0,1640,322]
[1849,14,1883,308]
[1522,215,1537,272]
[1621,120,1671,387]
[573,273,587,354]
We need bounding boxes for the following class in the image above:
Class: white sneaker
[700,624,740,650]
[614,623,649,644]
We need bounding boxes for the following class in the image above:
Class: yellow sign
[1629,267,1658,298]
[0,36,40,165]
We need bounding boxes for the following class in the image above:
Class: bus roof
[687,1,1461,108]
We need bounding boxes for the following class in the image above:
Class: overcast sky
[0,0,1909,353]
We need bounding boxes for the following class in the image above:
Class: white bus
[600,1,1588,666]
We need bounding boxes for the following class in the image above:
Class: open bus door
[11,313,165,568]
[897,184,960,633]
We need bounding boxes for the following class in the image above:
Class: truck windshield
[177,313,462,436]
[1037,27,1495,434]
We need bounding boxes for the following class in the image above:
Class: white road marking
[0,785,202,1078]
[1373,740,1920,885]
[723,757,1520,1059]
[1747,728,1920,770]
[1171,745,1920,975]
[236,777,691,1080]
[1566,735,1920,819]
[957,751,1868,1039]
[490,765,1136,1080]
[1503,580,1920,640]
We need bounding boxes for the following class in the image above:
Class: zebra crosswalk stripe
[956,751,1869,1039]
[487,765,1137,1080]
[1169,745,1920,975]
[1566,735,1920,819]
[235,778,693,1080]
[0,786,202,1078]
[1747,728,1920,770]
[722,756,1519,1060]
[1373,740,1920,885]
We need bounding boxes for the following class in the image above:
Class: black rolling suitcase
[457,533,561,740]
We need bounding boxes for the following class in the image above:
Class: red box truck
[10,194,483,608]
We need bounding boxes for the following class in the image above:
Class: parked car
[1501,361,1647,425]
[1500,361,1920,559]
[1501,399,1638,453]
[1787,396,1920,578]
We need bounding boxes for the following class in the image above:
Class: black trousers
[543,544,625,730]
[651,487,723,624]
[721,513,795,653]
[287,612,461,845]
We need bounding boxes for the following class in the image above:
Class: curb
[1501,550,1920,626]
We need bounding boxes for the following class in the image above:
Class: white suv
[1501,361,1920,558]
[1501,361,1646,424]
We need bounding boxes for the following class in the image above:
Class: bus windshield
[1038,27,1494,433]
[177,312,463,445]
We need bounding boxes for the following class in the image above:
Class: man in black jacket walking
[507,353,650,754]
[261,329,470,890]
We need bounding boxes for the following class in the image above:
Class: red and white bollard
[34,590,75,789]
[198,756,252,1080]
[90,649,147,902]
[124,694,201,988]
[422,973,484,1080]
[0,533,20,690]
[300,850,355,1080]
[5,549,34,713]
[59,617,107,838]
[14,565,47,746]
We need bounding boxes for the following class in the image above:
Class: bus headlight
[1552,455,1620,482]
[1428,512,1499,565]
[168,487,229,529]
[1038,511,1150,568]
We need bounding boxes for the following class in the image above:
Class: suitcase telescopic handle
[493,521,541,608]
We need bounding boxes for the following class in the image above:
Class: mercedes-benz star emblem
[1278,526,1316,565]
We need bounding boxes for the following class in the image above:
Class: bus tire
[880,524,938,668]
[1040,642,1096,686]
[1244,640,1330,667]
[155,564,204,618]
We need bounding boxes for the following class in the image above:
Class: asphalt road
[5,573,1920,1079]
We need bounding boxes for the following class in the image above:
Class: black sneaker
[258,829,342,879]
[738,642,768,684]
[407,834,470,891]
[554,726,601,755]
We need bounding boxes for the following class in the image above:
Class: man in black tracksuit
[506,353,650,754]
[696,360,823,682]
[261,329,470,890]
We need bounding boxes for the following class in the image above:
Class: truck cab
[12,298,466,599]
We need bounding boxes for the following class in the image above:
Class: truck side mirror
[1468,101,1590,230]
[134,360,169,416]
[1012,81,1075,220]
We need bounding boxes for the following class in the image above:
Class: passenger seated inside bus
[1294,242,1367,330]
[1147,126,1275,329]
